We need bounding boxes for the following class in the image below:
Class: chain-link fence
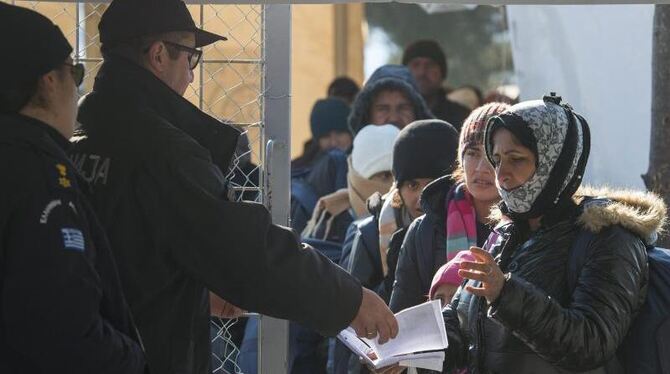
[4,1,271,372]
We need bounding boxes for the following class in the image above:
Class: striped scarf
[445,183,478,261]
[378,190,413,275]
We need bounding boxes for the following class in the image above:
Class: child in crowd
[429,250,476,308]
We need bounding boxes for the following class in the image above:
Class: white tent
[419,3,655,189]
[506,5,654,189]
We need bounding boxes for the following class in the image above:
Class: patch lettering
[71,153,111,186]
[40,199,62,224]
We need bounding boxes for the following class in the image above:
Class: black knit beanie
[0,3,72,90]
[310,98,351,140]
[402,40,448,79]
[393,119,459,185]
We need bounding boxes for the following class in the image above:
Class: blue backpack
[569,230,670,374]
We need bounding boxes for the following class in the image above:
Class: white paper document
[337,300,448,371]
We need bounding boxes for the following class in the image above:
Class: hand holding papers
[338,300,448,371]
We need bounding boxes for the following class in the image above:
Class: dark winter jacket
[290,149,349,235]
[390,176,484,313]
[0,114,145,374]
[345,193,407,303]
[70,56,362,374]
[442,187,660,374]
[431,89,471,133]
[348,65,433,135]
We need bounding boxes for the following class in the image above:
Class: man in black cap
[0,3,146,373]
[402,39,471,131]
[70,1,398,373]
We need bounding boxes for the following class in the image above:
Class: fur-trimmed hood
[492,185,667,245]
[348,64,433,135]
[574,186,667,244]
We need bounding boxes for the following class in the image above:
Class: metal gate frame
[260,4,291,374]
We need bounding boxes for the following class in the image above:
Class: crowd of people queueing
[1,1,669,374]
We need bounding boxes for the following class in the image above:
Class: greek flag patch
[61,228,85,252]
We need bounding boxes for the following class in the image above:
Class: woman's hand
[458,246,506,304]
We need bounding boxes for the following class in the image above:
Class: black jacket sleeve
[488,226,648,371]
[389,217,426,313]
[1,168,145,374]
[339,221,358,269]
[348,219,382,289]
[139,150,362,337]
[441,292,470,372]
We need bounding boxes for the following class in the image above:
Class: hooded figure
[439,94,659,374]
[348,64,433,135]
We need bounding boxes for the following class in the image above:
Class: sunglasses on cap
[163,41,202,70]
[63,62,85,87]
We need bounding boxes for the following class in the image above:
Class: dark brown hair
[452,102,512,183]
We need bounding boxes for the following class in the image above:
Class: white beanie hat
[351,124,400,179]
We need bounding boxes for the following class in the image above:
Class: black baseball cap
[99,0,227,48]
[0,3,72,89]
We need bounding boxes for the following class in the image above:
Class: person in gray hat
[0,3,146,373]
[70,0,398,373]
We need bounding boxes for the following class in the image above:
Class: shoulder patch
[40,199,62,224]
[56,163,71,188]
[61,228,85,252]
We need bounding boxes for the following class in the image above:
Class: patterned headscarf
[483,94,591,220]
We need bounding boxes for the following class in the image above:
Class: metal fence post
[260,3,291,374]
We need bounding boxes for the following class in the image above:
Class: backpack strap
[567,197,611,292]
[291,178,319,213]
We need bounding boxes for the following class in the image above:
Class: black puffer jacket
[390,177,493,313]
[443,187,662,374]
[390,176,454,312]
[346,193,407,303]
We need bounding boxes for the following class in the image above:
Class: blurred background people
[349,64,433,135]
[328,76,361,105]
[402,39,471,131]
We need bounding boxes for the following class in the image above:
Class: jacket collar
[85,55,239,172]
[419,175,455,221]
[0,113,71,160]
[574,186,667,245]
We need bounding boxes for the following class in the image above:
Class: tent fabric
[506,5,654,188]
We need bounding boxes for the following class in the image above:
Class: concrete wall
[291,4,365,159]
